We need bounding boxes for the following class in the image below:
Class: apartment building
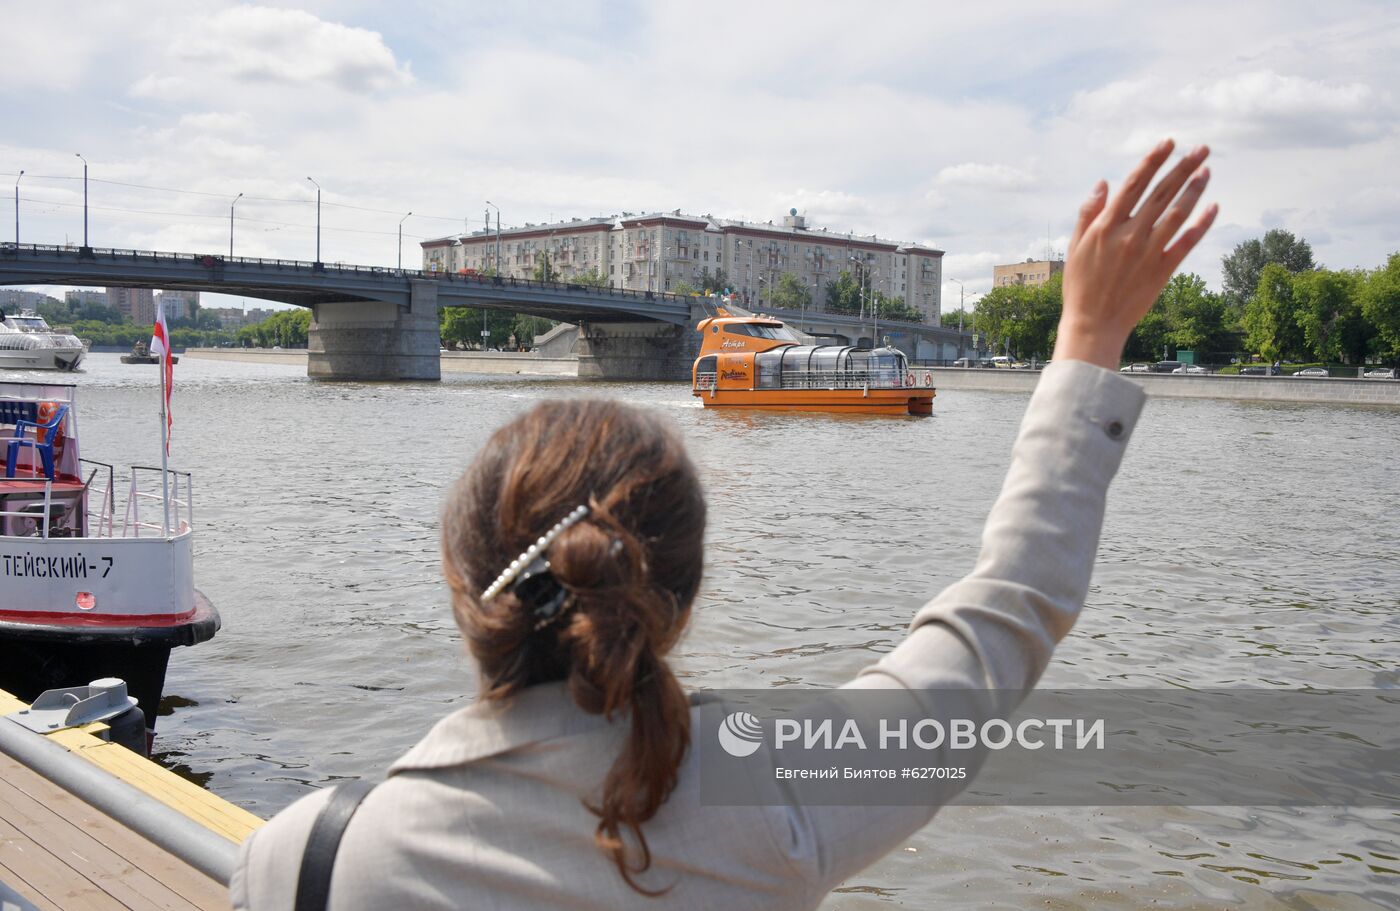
[64,289,109,310]
[992,259,1064,288]
[106,288,156,324]
[156,289,200,321]
[423,210,944,322]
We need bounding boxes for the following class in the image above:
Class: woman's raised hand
[1053,139,1218,370]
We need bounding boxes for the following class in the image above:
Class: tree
[510,314,555,349]
[1360,253,1400,363]
[771,273,811,311]
[1221,229,1314,309]
[1160,272,1233,356]
[532,257,558,283]
[700,269,729,295]
[1294,269,1367,363]
[670,280,699,296]
[871,293,923,323]
[1243,263,1305,362]
[571,268,609,289]
[439,308,478,349]
[824,270,864,315]
[972,276,1061,359]
[1125,295,1170,362]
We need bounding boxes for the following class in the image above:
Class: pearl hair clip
[480,505,590,603]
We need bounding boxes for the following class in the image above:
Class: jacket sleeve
[780,360,1148,887]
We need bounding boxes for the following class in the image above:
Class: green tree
[700,269,730,294]
[670,280,699,296]
[973,276,1061,359]
[1294,269,1367,363]
[1361,253,1400,363]
[532,256,558,283]
[871,293,923,323]
[1243,263,1306,362]
[1125,295,1170,362]
[570,268,609,289]
[771,272,811,311]
[1221,229,1315,310]
[510,314,555,349]
[439,308,477,349]
[824,270,864,315]
[1159,272,1233,356]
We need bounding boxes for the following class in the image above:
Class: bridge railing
[0,241,693,306]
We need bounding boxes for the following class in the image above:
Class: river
[15,352,1399,909]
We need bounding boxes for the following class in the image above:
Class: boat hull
[0,590,218,742]
[0,347,85,371]
[696,388,935,415]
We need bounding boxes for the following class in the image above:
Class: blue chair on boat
[5,403,69,480]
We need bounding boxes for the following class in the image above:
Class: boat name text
[2,553,113,579]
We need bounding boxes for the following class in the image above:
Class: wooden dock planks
[0,752,227,910]
[0,690,262,844]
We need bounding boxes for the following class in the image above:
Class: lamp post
[229,192,243,258]
[484,200,501,275]
[74,154,89,250]
[13,170,21,246]
[397,211,412,270]
[305,177,321,265]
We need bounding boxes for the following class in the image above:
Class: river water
[14,352,1399,909]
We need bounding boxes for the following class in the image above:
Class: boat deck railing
[694,369,917,393]
[124,466,194,537]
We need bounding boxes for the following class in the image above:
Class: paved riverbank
[925,367,1400,406]
[183,348,580,377]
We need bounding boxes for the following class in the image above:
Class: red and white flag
[150,296,173,451]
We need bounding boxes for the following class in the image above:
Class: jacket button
[1105,420,1124,439]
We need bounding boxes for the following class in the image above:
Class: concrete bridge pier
[308,280,441,381]
[575,304,706,381]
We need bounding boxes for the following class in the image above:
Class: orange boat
[691,309,935,415]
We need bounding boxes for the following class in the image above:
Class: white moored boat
[0,309,86,371]
[0,382,218,752]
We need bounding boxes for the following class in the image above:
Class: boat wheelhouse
[0,382,217,752]
[0,310,85,371]
[692,309,935,414]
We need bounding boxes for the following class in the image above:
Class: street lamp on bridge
[230,192,243,259]
[398,211,412,271]
[74,153,89,252]
[13,170,21,246]
[306,176,322,267]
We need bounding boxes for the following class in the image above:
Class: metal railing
[122,466,193,538]
[79,459,116,538]
[0,241,692,305]
[694,369,930,393]
[0,478,54,538]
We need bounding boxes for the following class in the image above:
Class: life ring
[37,401,59,424]
[905,373,914,387]
[923,371,932,387]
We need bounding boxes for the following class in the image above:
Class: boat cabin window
[724,323,795,341]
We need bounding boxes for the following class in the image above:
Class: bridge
[0,243,967,381]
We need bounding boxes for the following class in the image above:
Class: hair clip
[480,504,589,603]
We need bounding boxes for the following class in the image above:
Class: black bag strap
[293,780,376,911]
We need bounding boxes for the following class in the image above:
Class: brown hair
[441,399,705,893]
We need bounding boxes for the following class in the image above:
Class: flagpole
[159,355,170,537]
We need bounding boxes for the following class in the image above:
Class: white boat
[0,309,86,371]
[0,381,218,752]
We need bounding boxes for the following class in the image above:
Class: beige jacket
[231,360,1146,910]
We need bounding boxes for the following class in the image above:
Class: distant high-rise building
[423,210,945,323]
[992,259,1064,288]
[157,289,200,321]
[1,289,60,312]
[64,289,109,310]
[107,288,156,324]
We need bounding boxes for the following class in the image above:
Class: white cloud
[137,6,411,98]
[936,163,1036,191]
[178,112,255,133]
[1068,70,1393,151]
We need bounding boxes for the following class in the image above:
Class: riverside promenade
[183,349,1400,405]
[924,367,1400,406]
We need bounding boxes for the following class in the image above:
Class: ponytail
[442,400,705,895]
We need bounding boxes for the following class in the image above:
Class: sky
[2,0,1397,314]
